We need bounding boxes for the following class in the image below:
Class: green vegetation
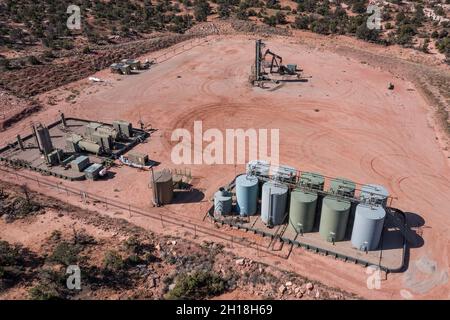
[103,250,125,271]
[194,0,211,22]
[48,242,81,266]
[28,269,67,300]
[0,240,42,292]
[166,271,225,300]
[0,0,448,55]
[0,189,41,222]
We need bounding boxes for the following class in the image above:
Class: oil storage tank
[152,170,174,206]
[319,196,351,242]
[299,172,324,191]
[329,177,356,197]
[214,188,233,215]
[235,174,258,216]
[359,184,389,207]
[351,204,386,251]
[78,139,101,154]
[289,189,317,233]
[261,182,288,226]
[35,124,53,155]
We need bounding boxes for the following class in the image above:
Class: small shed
[128,152,148,166]
[84,163,104,180]
[70,155,90,172]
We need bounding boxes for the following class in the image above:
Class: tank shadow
[381,210,425,251]
[99,170,116,180]
[171,188,205,204]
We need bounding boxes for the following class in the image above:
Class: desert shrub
[103,250,124,271]
[0,195,41,221]
[275,11,286,24]
[293,15,309,29]
[61,39,74,50]
[0,57,11,70]
[27,55,41,65]
[82,46,91,54]
[396,24,417,45]
[310,18,330,35]
[248,9,257,16]
[351,0,367,14]
[29,282,61,300]
[218,2,231,19]
[356,22,380,42]
[236,7,248,20]
[166,271,225,300]
[265,0,280,9]
[0,241,25,290]
[263,15,277,27]
[193,0,211,22]
[48,242,80,266]
[296,0,316,13]
[49,230,62,242]
[42,50,55,59]
[28,269,67,300]
[123,236,143,254]
[73,230,97,246]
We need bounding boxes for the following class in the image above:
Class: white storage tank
[351,204,386,251]
[261,182,288,226]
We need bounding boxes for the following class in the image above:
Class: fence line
[152,37,207,64]
[0,165,291,259]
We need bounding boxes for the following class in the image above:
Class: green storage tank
[289,189,318,234]
[299,172,325,191]
[329,177,356,197]
[319,196,351,242]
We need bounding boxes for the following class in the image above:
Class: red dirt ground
[0,34,449,299]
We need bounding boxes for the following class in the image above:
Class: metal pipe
[17,134,24,150]
[151,167,159,207]
[61,112,67,127]
[31,124,41,152]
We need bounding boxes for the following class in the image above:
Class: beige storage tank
[152,170,174,206]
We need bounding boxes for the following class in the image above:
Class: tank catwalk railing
[246,163,396,207]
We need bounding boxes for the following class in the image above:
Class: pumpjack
[252,39,305,86]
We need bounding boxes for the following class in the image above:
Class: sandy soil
[0,34,449,299]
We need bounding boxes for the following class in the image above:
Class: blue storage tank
[351,204,386,251]
[261,182,288,226]
[235,174,258,216]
